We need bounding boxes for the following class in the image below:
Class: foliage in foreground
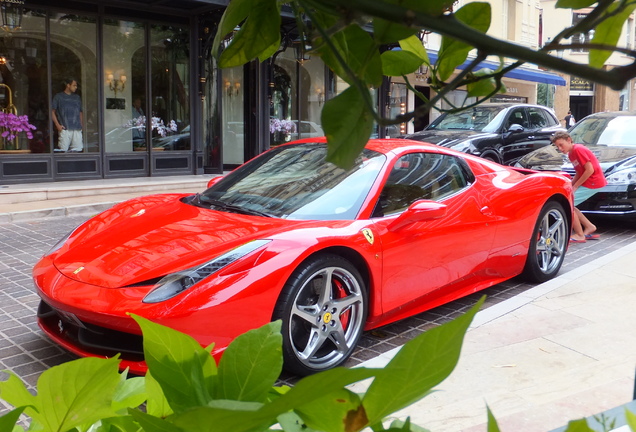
[0,296,632,431]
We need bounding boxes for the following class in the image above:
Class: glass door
[103,19,145,153]
[221,66,244,167]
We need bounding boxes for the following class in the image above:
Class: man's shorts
[58,129,83,152]
[574,186,598,206]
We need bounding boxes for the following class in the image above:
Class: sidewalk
[0,175,217,223]
[353,241,636,432]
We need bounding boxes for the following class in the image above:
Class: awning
[425,51,566,86]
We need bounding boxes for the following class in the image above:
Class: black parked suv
[405,103,564,165]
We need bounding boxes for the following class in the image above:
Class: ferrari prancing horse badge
[361,228,374,245]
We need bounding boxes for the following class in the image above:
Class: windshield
[571,116,636,147]
[428,106,505,132]
[198,143,386,220]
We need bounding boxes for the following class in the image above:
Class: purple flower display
[269,118,296,134]
[0,112,37,141]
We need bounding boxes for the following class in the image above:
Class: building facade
[541,0,636,125]
[0,0,570,185]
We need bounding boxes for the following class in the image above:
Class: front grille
[37,301,144,361]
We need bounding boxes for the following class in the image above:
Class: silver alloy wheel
[287,265,365,370]
[535,207,568,274]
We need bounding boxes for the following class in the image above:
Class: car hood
[517,144,636,171]
[50,194,323,288]
[406,130,495,147]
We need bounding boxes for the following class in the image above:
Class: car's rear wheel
[273,254,367,376]
[522,201,569,282]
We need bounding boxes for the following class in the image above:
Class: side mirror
[389,200,447,231]
[206,176,223,188]
[507,124,524,133]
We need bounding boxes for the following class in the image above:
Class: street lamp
[1,0,24,33]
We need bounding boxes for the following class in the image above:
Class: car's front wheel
[273,254,367,376]
[522,201,569,282]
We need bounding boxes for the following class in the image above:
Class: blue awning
[425,51,566,86]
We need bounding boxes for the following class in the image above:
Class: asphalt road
[0,215,634,405]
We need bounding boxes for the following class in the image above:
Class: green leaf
[467,74,501,98]
[263,367,376,420]
[399,35,430,63]
[342,25,383,88]
[217,321,283,402]
[486,405,501,432]
[322,87,374,169]
[0,372,37,418]
[278,411,321,432]
[315,32,353,86]
[295,388,362,432]
[437,3,491,81]
[99,415,146,432]
[373,18,417,44]
[555,0,597,8]
[562,418,595,431]
[625,408,636,430]
[211,0,252,58]
[36,356,121,432]
[362,297,485,424]
[589,3,636,68]
[381,50,424,76]
[385,417,430,431]
[112,373,147,413]
[168,367,376,432]
[145,370,173,418]
[168,404,270,432]
[218,0,281,68]
[129,409,185,432]
[0,407,25,432]
[132,314,218,413]
[401,0,456,16]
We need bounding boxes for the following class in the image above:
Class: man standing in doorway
[564,110,576,128]
[52,78,83,152]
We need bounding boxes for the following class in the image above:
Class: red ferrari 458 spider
[34,138,573,376]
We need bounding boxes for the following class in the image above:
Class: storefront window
[150,24,190,152]
[270,48,297,146]
[387,82,407,137]
[297,57,324,139]
[49,13,97,154]
[221,66,244,165]
[0,10,48,154]
[103,19,144,153]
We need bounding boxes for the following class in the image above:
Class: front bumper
[37,300,148,374]
[578,184,636,219]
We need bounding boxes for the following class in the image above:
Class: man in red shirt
[551,131,607,243]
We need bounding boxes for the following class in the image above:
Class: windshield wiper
[198,196,273,218]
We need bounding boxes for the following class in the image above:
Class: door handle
[480,206,493,216]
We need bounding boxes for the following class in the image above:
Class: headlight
[143,239,271,303]
[606,167,636,185]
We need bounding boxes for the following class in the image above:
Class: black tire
[480,153,501,164]
[273,254,368,376]
[522,201,569,283]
